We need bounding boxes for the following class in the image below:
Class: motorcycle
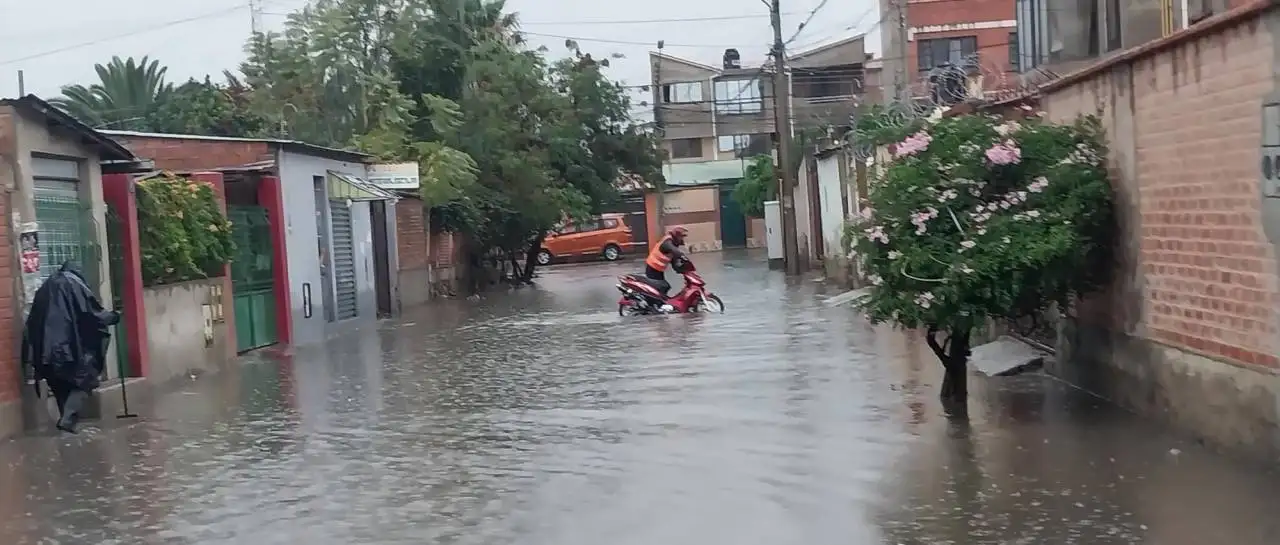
[616,256,725,315]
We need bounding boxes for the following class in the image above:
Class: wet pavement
[2,251,1278,544]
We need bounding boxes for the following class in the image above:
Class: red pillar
[101,174,149,378]
[257,176,293,346]
[190,172,238,362]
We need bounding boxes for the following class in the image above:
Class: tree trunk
[520,233,546,284]
[508,251,524,285]
[926,326,972,405]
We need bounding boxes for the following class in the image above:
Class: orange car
[536,213,635,265]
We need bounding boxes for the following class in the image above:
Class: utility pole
[894,0,909,102]
[249,0,263,36]
[653,41,667,235]
[17,70,24,96]
[770,0,801,275]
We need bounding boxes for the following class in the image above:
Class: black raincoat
[22,262,120,392]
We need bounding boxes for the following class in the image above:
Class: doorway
[718,185,749,248]
[370,201,393,317]
[313,176,336,322]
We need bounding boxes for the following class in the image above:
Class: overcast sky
[0,0,880,116]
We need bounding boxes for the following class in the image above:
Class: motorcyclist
[644,226,689,297]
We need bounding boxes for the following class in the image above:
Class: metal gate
[329,202,358,320]
[33,183,100,291]
[105,204,130,375]
[228,206,278,353]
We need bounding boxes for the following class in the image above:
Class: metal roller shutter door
[329,202,358,320]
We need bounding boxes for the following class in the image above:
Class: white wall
[794,159,814,263]
[816,154,844,259]
[276,150,376,346]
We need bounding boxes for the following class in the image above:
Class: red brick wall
[907,0,1017,87]
[0,189,17,404]
[1043,13,1279,368]
[111,136,272,171]
[432,232,456,268]
[396,199,429,271]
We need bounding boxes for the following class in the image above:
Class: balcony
[791,65,863,130]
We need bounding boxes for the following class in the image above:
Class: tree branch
[925,325,948,361]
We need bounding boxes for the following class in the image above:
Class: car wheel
[535,249,553,266]
[602,244,621,261]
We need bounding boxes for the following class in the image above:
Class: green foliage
[146,75,269,136]
[731,155,776,217]
[844,111,1114,333]
[50,56,172,130]
[135,176,235,287]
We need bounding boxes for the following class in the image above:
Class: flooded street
[2,251,1277,544]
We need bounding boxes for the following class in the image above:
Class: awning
[327,171,397,201]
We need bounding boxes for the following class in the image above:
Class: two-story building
[648,36,868,252]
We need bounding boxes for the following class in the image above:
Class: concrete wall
[276,151,378,345]
[661,186,722,253]
[141,278,230,387]
[1037,2,1280,458]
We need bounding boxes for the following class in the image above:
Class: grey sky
[0,0,879,113]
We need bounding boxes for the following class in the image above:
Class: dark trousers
[46,378,88,429]
[644,265,670,295]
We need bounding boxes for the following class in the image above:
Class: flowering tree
[845,107,1114,403]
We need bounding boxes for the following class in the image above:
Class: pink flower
[985,140,1022,165]
[915,292,935,309]
[893,131,932,158]
[864,225,890,244]
[1028,176,1049,193]
[960,240,976,249]
[910,207,939,235]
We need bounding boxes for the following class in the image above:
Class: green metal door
[228,206,278,353]
[718,185,749,248]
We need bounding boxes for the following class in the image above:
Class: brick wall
[395,198,429,271]
[110,136,272,171]
[1042,8,1280,369]
[432,231,456,268]
[0,189,16,404]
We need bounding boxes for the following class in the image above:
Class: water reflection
[0,252,1276,544]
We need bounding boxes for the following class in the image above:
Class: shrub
[136,175,234,286]
[844,108,1114,403]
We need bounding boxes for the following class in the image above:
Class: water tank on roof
[723,49,741,69]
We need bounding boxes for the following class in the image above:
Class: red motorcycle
[616,256,725,315]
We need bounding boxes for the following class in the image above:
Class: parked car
[536,213,635,266]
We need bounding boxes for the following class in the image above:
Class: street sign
[367,162,420,190]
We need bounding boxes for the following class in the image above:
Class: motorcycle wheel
[696,294,725,313]
[618,302,643,316]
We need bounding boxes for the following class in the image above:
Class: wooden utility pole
[653,40,667,235]
[770,0,801,275]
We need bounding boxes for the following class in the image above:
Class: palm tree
[49,56,172,129]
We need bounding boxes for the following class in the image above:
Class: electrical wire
[0,4,251,67]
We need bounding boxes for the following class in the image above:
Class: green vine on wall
[136,175,234,286]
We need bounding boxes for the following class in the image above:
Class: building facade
[103,132,399,348]
[649,37,867,251]
[994,1,1280,458]
[0,96,144,439]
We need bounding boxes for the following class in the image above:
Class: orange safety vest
[645,235,673,271]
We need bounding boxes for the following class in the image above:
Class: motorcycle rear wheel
[619,302,644,316]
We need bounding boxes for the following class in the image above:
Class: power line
[520,13,791,25]
[0,4,251,67]
[518,31,746,49]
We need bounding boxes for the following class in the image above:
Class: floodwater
[1,251,1277,544]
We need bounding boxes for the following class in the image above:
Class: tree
[731,155,776,217]
[844,108,1114,405]
[50,56,172,129]
[145,76,270,136]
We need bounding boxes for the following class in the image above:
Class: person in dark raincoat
[22,261,121,433]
